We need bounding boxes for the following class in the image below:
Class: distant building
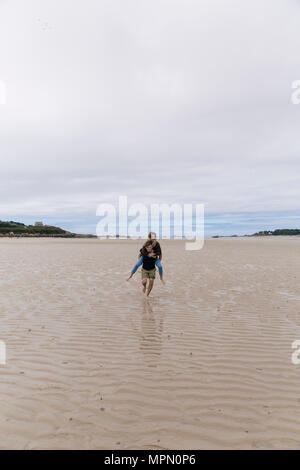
[35,221,43,227]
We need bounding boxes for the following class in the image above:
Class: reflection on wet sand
[139,299,164,367]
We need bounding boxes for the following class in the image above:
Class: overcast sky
[0,0,300,233]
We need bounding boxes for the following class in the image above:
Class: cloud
[0,0,300,231]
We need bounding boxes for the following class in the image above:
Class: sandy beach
[0,237,300,449]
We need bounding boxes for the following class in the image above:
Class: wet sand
[0,237,300,449]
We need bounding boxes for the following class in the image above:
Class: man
[140,241,157,296]
[126,232,165,284]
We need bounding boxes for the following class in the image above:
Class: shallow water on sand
[0,237,300,449]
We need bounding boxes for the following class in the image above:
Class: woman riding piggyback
[126,232,165,285]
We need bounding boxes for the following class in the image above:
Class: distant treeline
[0,220,73,237]
[252,229,300,236]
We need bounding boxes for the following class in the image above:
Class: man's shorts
[142,268,156,279]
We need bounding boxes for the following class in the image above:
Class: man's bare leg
[142,278,147,293]
[147,279,154,297]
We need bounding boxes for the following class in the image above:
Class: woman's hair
[148,232,156,240]
[143,232,157,248]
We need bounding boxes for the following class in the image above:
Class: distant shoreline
[0,220,96,238]
[212,229,300,238]
[2,220,300,240]
[0,234,97,238]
